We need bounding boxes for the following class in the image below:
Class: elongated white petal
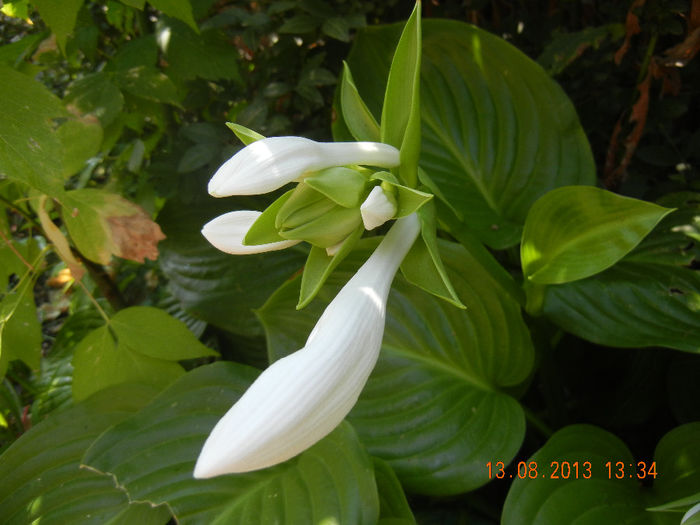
[194,213,420,478]
[201,210,299,254]
[208,136,400,197]
[360,186,397,230]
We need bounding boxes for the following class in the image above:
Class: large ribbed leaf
[502,424,700,524]
[158,188,306,337]
[83,362,380,525]
[336,20,595,248]
[0,385,169,525]
[541,195,700,352]
[521,186,673,284]
[259,239,534,495]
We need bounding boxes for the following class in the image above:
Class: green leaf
[322,17,351,42]
[304,167,369,208]
[62,189,165,264]
[114,66,181,105]
[542,261,700,352]
[109,306,217,361]
[83,362,380,524]
[0,384,170,525]
[2,280,41,371]
[400,201,465,308]
[538,24,624,75]
[149,0,198,32]
[32,0,84,53]
[225,122,265,145]
[338,20,596,248]
[158,192,306,337]
[71,324,184,401]
[107,34,158,71]
[64,72,125,127]
[57,116,103,178]
[298,224,363,309]
[540,197,700,352]
[157,19,239,82]
[71,306,215,401]
[0,66,67,196]
[380,2,421,188]
[522,186,674,284]
[259,240,534,495]
[340,62,381,142]
[177,143,219,173]
[502,424,700,525]
[373,458,416,524]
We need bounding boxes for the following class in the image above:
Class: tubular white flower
[208,136,400,197]
[193,213,420,478]
[683,503,700,524]
[361,186,397,230]
[201,210,300,254]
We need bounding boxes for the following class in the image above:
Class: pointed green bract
[521,186,674,284]
[304,167,369,208]
[244,190,294,245]
[226,122,265,145]
[380,1,421,188]
[400,201,465,308]
[340,62,381,142]
[277,183,362,248]
[371,171,433,217]
[298,225,364,309]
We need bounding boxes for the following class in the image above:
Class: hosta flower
[193,213,420,478]
[201,210,299,254]
[208,136,400,197]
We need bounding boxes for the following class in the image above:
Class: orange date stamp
[487,460,658,480]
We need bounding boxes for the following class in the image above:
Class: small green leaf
[304,167,369,208]
[110,306,217,361]
[522,186,674,284]
[340,62,380,142]
[64,72,125,126]
[371,171,433,216]
[71,325,185,401]
[244,190,294,245]
[400,201,465,308]
[0,272,41,378]
[322,17,351,41]
[32,0,84,53]
[114,66,181,105]
[57,116,103,178]
[297,224,364,309]
[380,2,421,187]
[82,363,380,524]
[149,0,198,32]
[225,122,265,145]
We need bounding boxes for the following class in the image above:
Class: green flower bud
[276,183,362,248]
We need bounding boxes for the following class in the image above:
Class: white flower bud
[208,137,400,197]
[193,213,420,478]
[360,186,397,230]
[201,210,299,254]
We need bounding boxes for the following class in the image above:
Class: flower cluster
[202,137,403,257]
[194,135,421,478]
